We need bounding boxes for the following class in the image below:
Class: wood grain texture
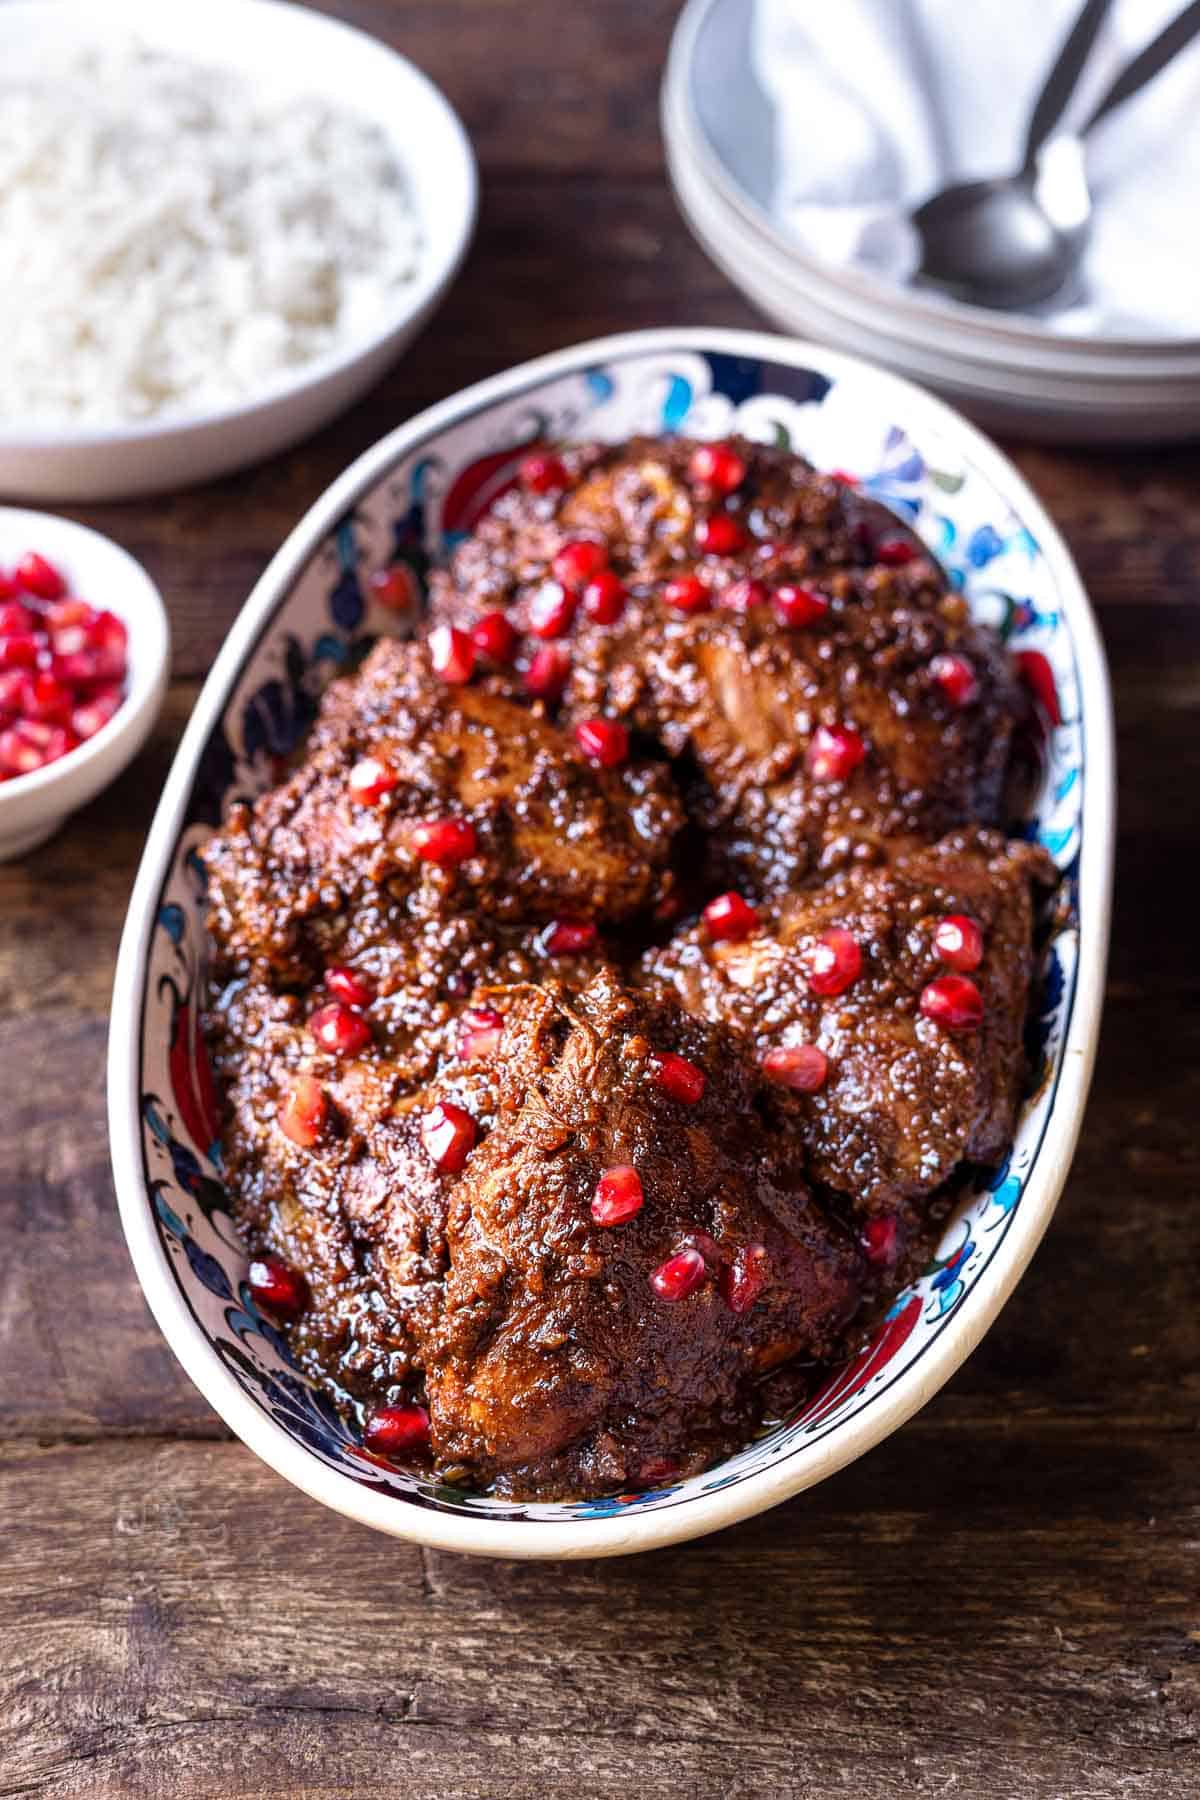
[1,1,1199,1794]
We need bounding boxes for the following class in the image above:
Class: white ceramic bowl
[0,509,168,859]
[108,329,1113,1558]
[0,0,477,503]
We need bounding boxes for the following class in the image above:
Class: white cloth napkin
[751,0,1200,335]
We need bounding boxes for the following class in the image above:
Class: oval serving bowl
[108,329,1113,1559]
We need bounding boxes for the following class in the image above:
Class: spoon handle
[1083,0,1200,130]
[1022,0,1118,168]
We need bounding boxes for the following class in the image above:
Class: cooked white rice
[0,43,424,426]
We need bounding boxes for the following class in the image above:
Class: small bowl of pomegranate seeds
[0,509,168,857]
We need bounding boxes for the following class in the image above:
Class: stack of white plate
[662,0,1200,443]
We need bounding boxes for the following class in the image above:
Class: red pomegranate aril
[651,1247,707,1303]
[363,1402,430,1457]
[0,727,44,776]
[773,584,829,628]
[524,644,570,700]
[653,1052,707,1105]
[574,716,629,768]
[703,891,759,942]
[876,537,917,566]
[931,652,978,707]
[720,577,767,612]
[542,918,599,956]
[0,670,26,716]
[325,965,375,1009]
[721,1242,768,1314]
[23,671,71,723]
[348,756,397,805]
[411,816,478,866]
[428,623,476,685]
[0,634,38,671]
[519,451,569,494]
[920,974,984,1030]
[45,597,95,630]
[552,539,607,589]
[457,1005,505,1062]
[808,722,866,783]
[862,1214,901,1267]
[762,1044,828,1093]
[70,684,122,741]
[368,565,413,612]
[86,611,127,680]
[528,580,577,640]
[247,1255,309,1319]
[695,514,747,556]
[472,609,518,663]
[581,569,627,624]
[0,601,35,636]
[689,442,747,493]
[278,1075,329,1148]
[422,1101,476,1173]
[802,929,862,997]
[933,913,984,972]
[663,573,710,614]
[37,724,76,764]
[309,1002,372,1057]
[0,572,14,602]
[15,551,66,600]
[591,1164,644,1226]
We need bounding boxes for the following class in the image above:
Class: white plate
[0,0,477,503]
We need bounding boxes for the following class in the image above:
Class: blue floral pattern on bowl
[134,345,1084,1527]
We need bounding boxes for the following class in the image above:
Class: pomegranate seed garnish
[45,597,95,630]
[348,756,397,805]
[528,580,577,640]
[428,623,476,685]
[653,1052,707,1105]
[247,1256,309,1319]
[363,1402,431,1456]
[574,716,629,768]
[703,891,759,942]
[762,1044,828,1093]
[524,644,570,699]
[650,1247,707,1303]
[933,914,984,972]
[721,1242,768,1314]
[591,1164,644,1226]
[862,1214,901,1267]
[0,634,38,671]
[457,1005,504,1062]
[309,1002,372,1057]
[70,684,122,741]
[519,451,569,494]
[325,965,375,1009]
[829,468,858,486]
[368,565,413,612]
[553,539,607,589]
[0,601,35,636]
[931,652,978,707]
[411,816,477,866]
[23,671,71,723]
[807,722,866,783]
[542,919,598,956]
[662,574,710,614]
[581,569,627,624]
[919,974,984,1030]
[472,610,517,663]
[876,537,917,566]
[720,577,767,612]
[689,443,747,493]
[802,928,862,997]
[278,1075,329,1148]
[1016,649,1061,726]
[695,514,747,556]
[773,584,829,628]
[15,551,66,600]
[422,1101,476,1172]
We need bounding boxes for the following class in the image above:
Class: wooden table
[3,4,1198,1794]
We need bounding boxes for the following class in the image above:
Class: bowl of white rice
[0,0,477,502]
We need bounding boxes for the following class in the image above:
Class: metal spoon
[912,0,1200,311]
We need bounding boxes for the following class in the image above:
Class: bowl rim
[0,0,478,453]
[0,506,169,812]
[107,326,1115,1558]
